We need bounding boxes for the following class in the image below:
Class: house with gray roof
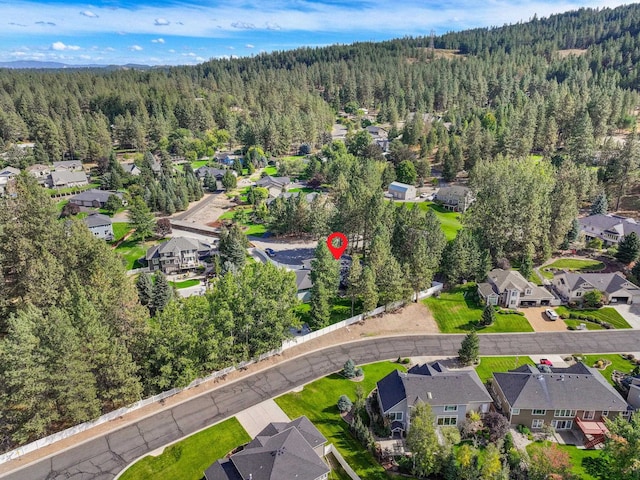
[579,214,640,247]
[53,160,83,172]
[376,362,492,436]
[0,166,20,195]
[434,185,475,212]
[256,175,290,191]
[145,236,212,274]
[83,213,113,240]
[388,181,416,201]
[26,163,51,184]
[491,363,630,447]
[69,189,124,208]
[48,171,88,189]
[204,416,329,480]
[552,271,640,305]
[122,163,141,176]
[478,268,559,308]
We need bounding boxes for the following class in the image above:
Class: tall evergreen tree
[309,240,340,329]
[151,272,172,315]
[590,191,608,215]
[459,330,480,366]
[616,232,640,264]
[218,223,248,271]
[128,197,156,242]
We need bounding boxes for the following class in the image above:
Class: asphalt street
[4,331,640,480]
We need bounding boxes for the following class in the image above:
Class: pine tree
[151,272,172,314]
[590,192,608,215]
[346,256,363,316]
[519,252,533,280]
[406,402,441,478]
[218,223,248,271]
[568,218,580,242]
[616,232,640,264]
[136,273,153,307]
[360,266,378,315]
[480,304,496,327]
[128,197,156,241]
[222,169,237,190]
[459,330,480,366]
[309,240,340,329]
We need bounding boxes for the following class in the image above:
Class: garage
[611,296,631,304]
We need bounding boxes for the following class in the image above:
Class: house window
[554,410,576,418]
[583,411,595,420]
[437,416,457,426]
[602,411,609,417]
[444,405,458,412]
[511,408,520,415]
[532,419,544,429]
[525,288,532,296]
[552,420,573,430]
[532,410,546,415]
[388,412,403,421]
[576,291,583,297]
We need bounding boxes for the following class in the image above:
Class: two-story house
[48,171,89,189]
[477,268,558,308]
[205,416,330,480]
[434,186,475,213]
[69,189,124,208]
[53,160,83,172]
[491,363,630,448]
[579,214,640,247]
[83,213,114,240]
[376,362,492,436]
[552,271,640,305]
[26,164,51,184]
[145,236,212,274]
[0,166,20,195]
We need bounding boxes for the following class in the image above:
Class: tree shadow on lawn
[583,456,607,478]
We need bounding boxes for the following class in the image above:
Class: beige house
[478,268,559,308]
[145,236,212,274]
[434,185,475,212]
[388,181,416,201]
[552,272,640,305]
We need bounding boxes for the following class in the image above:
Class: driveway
[612,304,640,329]
[235,399,290,437]
[521,307,567,332]
[249,236,317,268]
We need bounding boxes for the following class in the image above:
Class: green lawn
[119,417,250,480]
[114,239,151,270]
[294,298,361,326]
[564,319,604,330]
[111,222,132,242]
[218,207,267,236]
[526,441,600,480]
[169,279,201,289]
[528,270,544,286]
[540,259,605,279]
[475,356,535,383]
[408,202,463,241]
[56,199,68,212]
[287,187,316,193]
[555,306,631,329]
[581,354,638,386]
[263,166,278,176]
[423,284,534,333]
[275,361,405,480]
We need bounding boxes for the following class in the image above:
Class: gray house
[579,214,640,247]
[83,213,113,240]
[145,236,212,274]
[0,166,20,195]
[122,163,141,176]
[48,171,88,189]
[26,163,51,184]
[552,272,640,305]
[478,268,558,308]
[205,416,329,480]
[256,175,290,190]
[376,362,492,436]
[434,186,475,212]
[70,189,124,208]
[53,160,83,172]
[388,181,416,201]
[491,363,630,448]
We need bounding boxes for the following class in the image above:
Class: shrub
[560,313,569,319]
[402,358,411,364]
[355,367,364,377]
[343,359,357,378]
[337,394,353,413]
[568,325,576,330]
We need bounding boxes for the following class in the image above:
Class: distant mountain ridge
[0,60,153,70]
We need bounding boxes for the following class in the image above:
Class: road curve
[4,330,640,480]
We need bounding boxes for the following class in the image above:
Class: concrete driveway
[235,399,290,437]
[521,307,567,332]
[612,304,640,329]
[249,236,317,268]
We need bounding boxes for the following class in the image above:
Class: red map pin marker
[327,232,348,260]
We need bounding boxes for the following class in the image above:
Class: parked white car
[545,308,559,321]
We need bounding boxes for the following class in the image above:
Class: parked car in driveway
[545,308,559,321]
[265,248,276,257]
[539,358,553,366]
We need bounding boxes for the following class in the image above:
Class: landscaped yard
[118,417,250,480]
[47,182,101,197]
[423,284,534,333]
[580,354,638,386]
[263,165,278,176]
[114,238,161,270]
[563,319,604,330]
[275,361,406,480]
[169,279,201,289]
[287,187,316,193]
[294,297,361,326]
[540,259,605,279]
[555,306,631,329]
[526,441,600,480]
[218,207,267,236]
[410,201,463,241]
[475,356,534,383]
[111,222,132,242]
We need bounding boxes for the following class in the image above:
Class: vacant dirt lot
[522,307,567,332]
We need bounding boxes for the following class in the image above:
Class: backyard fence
[325,444,362,480]
[0,282,442,466]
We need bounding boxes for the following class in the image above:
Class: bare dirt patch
[556,48,587,58]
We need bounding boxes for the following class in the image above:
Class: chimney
[427,392,433,399]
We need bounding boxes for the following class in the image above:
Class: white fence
[325,444,362,480]
[0,282,442,466]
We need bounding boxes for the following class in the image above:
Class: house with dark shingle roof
[204,416,330,480]
[579,214,640,247]
[553,271,640,305]
[478,268,559,308]
[376,362,492,436]
[69,189,124,208]
[256,175,290,191]
[48,171,89,189]
[145,236,212,274]
[491,363,630,447]
[83,213,113,240]
[53,160,83,172]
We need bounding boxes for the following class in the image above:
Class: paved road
[4,331,640,480]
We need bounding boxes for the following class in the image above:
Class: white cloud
[265,22,281,31]
[231,21,255,29]
[168,49,176,53]
[151,38,165,43]
[79,10,98,18]
[228,46,235,50]
[104,47,115,52]
[129,45,143,51]
[51,41,80,51]
[245,44,254,48]
[196,56,205,61]
[154,18,170,26]
[79,54,92,60]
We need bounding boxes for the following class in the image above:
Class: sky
[0,0,634,66]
